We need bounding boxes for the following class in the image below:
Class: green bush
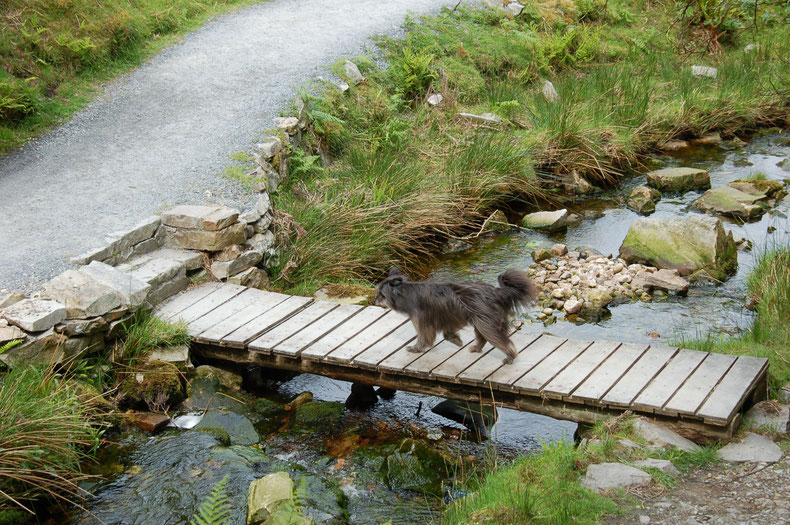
[0,72,41,124]
[389,46,437,103]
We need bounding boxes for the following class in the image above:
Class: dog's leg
[474,321,519,364]
[406,320,436,353]
[469,328,486,353]
[443,331,463,347]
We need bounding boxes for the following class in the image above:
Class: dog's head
[374,267,407,309]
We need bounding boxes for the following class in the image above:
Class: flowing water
[66,133,789,525]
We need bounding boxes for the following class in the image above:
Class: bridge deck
[155,283,768,441]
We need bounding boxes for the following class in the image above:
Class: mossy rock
[294,473,348,525]
[251,397,286,435]
[380,439,453,496]
[119,360,183,410]
[619,215,737,281]
[293,401,345,431]
[692,186,767,219]
[194,409,260,445]
[196,427,231,446]
[646,167,710,193]
[728,179,785,199]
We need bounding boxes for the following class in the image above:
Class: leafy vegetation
[0,0,267,154]
[0,366,104,516]
[189,474,232,525]
[271,0,789,294]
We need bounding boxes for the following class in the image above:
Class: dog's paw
[445,334,463,346]
[468,345,482,353]
[406,345,424,353]
[502,356,514,365]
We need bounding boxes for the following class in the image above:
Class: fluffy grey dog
[374,267,538,364]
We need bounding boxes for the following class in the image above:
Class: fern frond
[190,474,232,525]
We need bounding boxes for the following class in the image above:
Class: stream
[67,132,789,525]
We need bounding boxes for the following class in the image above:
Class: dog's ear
[388,267,404,277]
[389,276,403,286]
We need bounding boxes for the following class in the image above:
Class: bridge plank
[323,310,409,365]
[220,295,312,348]
[155,282,223,321]
[514,338,593,393]
[196,295,297,344]
[569,343,648,404]
[457,332,541,385]
[542,340,621,400]
[430,340,492,381]
[631,348,707,412]
[602,344,678,407]
[353,321,416,370]
[662,353,736,416]
[696,356,768,424]
[248,301,341,355]
[486,334,566,390]
[188,289,289,337]
[404,328,476,378]
[271,304,363,358]
[170,284,247,324]
[301,307,388,361]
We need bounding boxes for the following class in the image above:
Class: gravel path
[0,0,460,292]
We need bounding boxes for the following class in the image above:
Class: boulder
[627,186,661,215]
[717,432,783,463]
[745,401,789,434]
[551,243,568,256]
[646,167,710,193]
[431,400,497,438]
[522,209,568,231]
[40,270,121,318]
[161,205,239,231]
[128,412,171,433]
[343,60,365,85]
[692,186,766,219]
[79,261,150,308]
[382,439,453,496]
[195,364,243,391]
[345,382,379,410]
[247,472,311,525]
[619,215,737,281]
[532,248,553,262]
[632,418,700,452]
[258,136,282,159]
[583,288,613,310]
[727,179,785,199]
[164,223,246,252]
[644,269,689,295]
[542,80,559,103]
[582,463,652,492]
[2,299,66,332]
[293,401,344,431]
[194,410,259,445]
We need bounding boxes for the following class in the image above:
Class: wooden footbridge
[155,283,769,441]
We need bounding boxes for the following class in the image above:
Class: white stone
[40,270,121,318]
[427,93,443,106]
[2,299,67,332]
[717,432,783,463]
[247,231,276,254]
[506,1,524,15]
[257,136,282,159]
[274,116,299,134]
[744,44,758,53]
[123,257,184,287]
[79,261,150,308]
[691,65,717,79]
[459,112,503,125]
[633,418,700,452]
[148,344,190,364]
[582,463,652,492]
[542,80,559,102]
[343,60,365,85]
[161,205,239,231]
[634,458,681,476]
[522,209,568,232]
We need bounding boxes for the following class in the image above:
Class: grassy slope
[0,0,265,154]
[271,0,790,295]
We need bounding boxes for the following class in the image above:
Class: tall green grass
[0,0,266,154]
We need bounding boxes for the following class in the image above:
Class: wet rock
[195,410,260,445]
[285,391,314,411]
[745,401,789,433]
[632,418,700,452]
[376,387,396,400]
[778,158,790,172]
[646,167,710,193]
[41,269,122,318]
[382,439,453,496]
[523,209,568,232]
[563,298,583,314]
[487,209,512,232]
[293,473,345,525]
[247,472,311,525]
[659,140,690,152]
[718,432,783,463]
[345,382,378,410]
[583,288,613,310]
[735,237,753,251]
[551,243,568,256]
[196,364,243,391]
[690,132,722,146]
[634,458,681,476]
[162,205,239,231]
[627,186,661,215]
[619,215,737,281]
[542,80,559,103]
[728,179,785,199]
[129,412,171,433]
[532,248,553,262]
[645,269,689,295]
[582,463,652,492]
[431,400,497,439]
[693,186,767,219]
[343,60,365,85]
[293,401,344,431]
[444,239,473,254]
[2,298,66,332]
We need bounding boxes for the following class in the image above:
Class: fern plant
[190,474,232,525]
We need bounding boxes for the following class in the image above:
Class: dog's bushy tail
[496,270,538,311]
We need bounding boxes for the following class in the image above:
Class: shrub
[389,46,437,103]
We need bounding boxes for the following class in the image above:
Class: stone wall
[0,103,310,369]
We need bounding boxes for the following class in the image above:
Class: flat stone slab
[633,419,700,452]
[646,167,710,193]
[161,205,239,231]
[41,269,122,318]
[133,248,203,271]
[120,257,183,287]
[745,401,789,434]
[459,112,503,125]
[80,261,150,308]
[211,249,262,280]
[718,432,783,463]
[645,268,689,294]
[522,209,568,231]
[582,463,652,492]
[105,215,161,249]
[693,186,766,219]
[248,472,295,525]
[633,458,681,476]
[0,325,26,344]
[164,223,246,252]
[148,344,190,364]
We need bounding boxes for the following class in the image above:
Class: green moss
[382,438,454,496]
[292,401,345,431]
[119,360,184,410]
[196,427,231,446]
